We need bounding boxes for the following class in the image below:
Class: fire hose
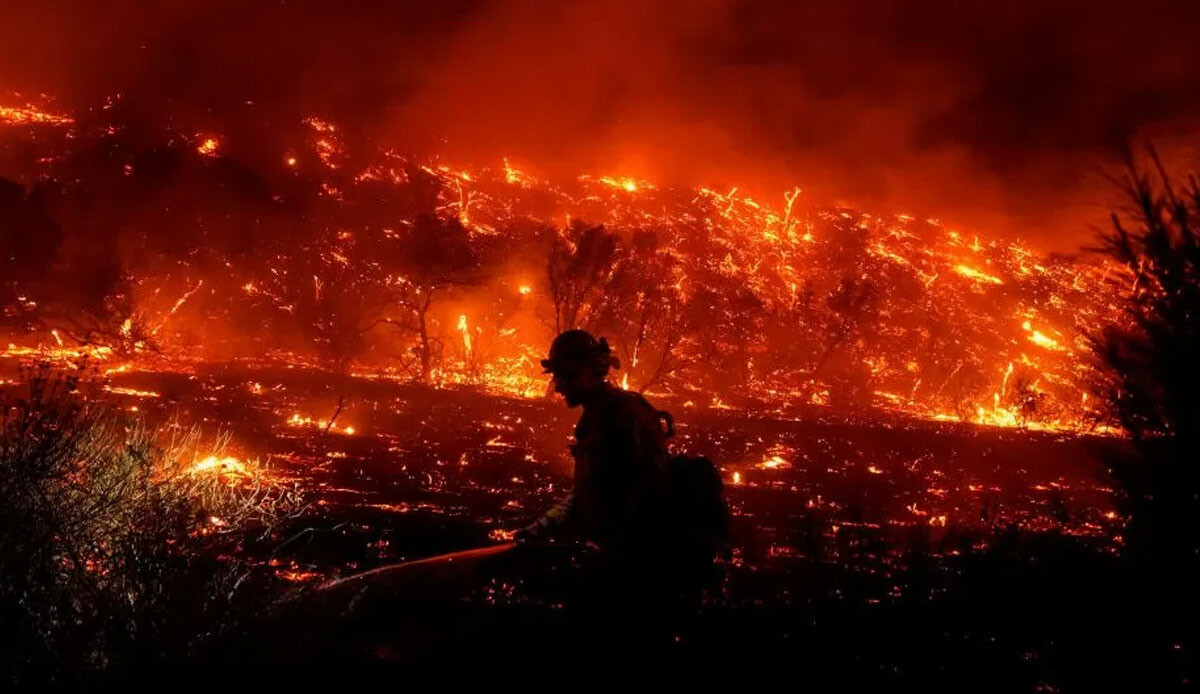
[314,542,516,593]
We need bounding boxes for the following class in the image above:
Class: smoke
[3,0,1200,248]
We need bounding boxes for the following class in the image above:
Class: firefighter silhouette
[518,330,728,579]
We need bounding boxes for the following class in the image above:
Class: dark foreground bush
[1094,153,1200,580]
[0,369,303,688]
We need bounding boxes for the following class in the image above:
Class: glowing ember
[191,456,248,477]
[0,103,74,126]
[1026,325,1064,351]
[276,570,322,582]
[593,175,646,192]
[0,103,1127,436]
[489,528,516,541]
[760,454,790,469]
[458,315,472,355]
[103,386,161,398]
[197,137,220,156]
[286,413,355,435]
[954,264,1004,285]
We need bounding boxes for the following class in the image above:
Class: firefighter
[515,329,673,557]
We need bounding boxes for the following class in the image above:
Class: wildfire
[760,455,790,469]
[191,455,248,477]
[3,341,115,362]
[759,445,794,469]
[0,104,1128,437]
[103,386,161,398]
[1029,330,1062,350]
[286,413,355,435]
[197,136,220,157]
[586,174,649,192]
[502,158,535,187]
[954,264,1004,285]
[458,314,472,355]
[0,103,74,126]
[1023,321,1065,351]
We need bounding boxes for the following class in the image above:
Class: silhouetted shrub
[1093,150,1200,577]
[0,369,304,687]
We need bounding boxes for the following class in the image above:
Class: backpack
[656,410,730,556]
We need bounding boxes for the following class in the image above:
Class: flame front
[0,102,1126,435]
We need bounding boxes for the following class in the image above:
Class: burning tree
[677,283,766,398]
[281,233,382,371]
[369,214,480,382]
[819,276,884,407]
[754,279,829,398]
[546,221,618,333]
[587,229,689,392]
[0,99,1125,428]
[1093,152,1200,576]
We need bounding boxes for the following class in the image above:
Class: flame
[954,264,1003,285]
[191,455,247,476]
[197,137,220,157]
[1029,330,1063,351]
[286,413,356,435]
[458,314,472,355]
[595,175,642,192]
[277,570,322,582]
[0,103,73,126]
[760,454,790,469]
[0,104,1128,436]
[103,386,161,398]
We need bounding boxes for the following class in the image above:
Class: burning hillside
[9,1,1200,685]
[0,96,1123,434]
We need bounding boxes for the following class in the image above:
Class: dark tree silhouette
[820,276,882,407]
[283,237,379,372]
[1093,150,1200,583]
[588,229,689,392]
[370,214,480,382]
[546,221,617,333]
[0,179,62,331]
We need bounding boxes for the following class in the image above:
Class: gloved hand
[513,520,543,545]
[516,494,574,545]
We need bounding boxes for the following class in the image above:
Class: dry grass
[0,367,306,686]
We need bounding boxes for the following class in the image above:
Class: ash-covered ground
[9,362,1166,689]
[101,364,1121,589]
[98,362,1118,578]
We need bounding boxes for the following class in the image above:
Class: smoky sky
[3,0,1200,249]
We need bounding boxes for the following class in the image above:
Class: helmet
[541,329,620,376]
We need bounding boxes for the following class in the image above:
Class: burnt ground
[19,364,1196,690]
[103,363,1123,581]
